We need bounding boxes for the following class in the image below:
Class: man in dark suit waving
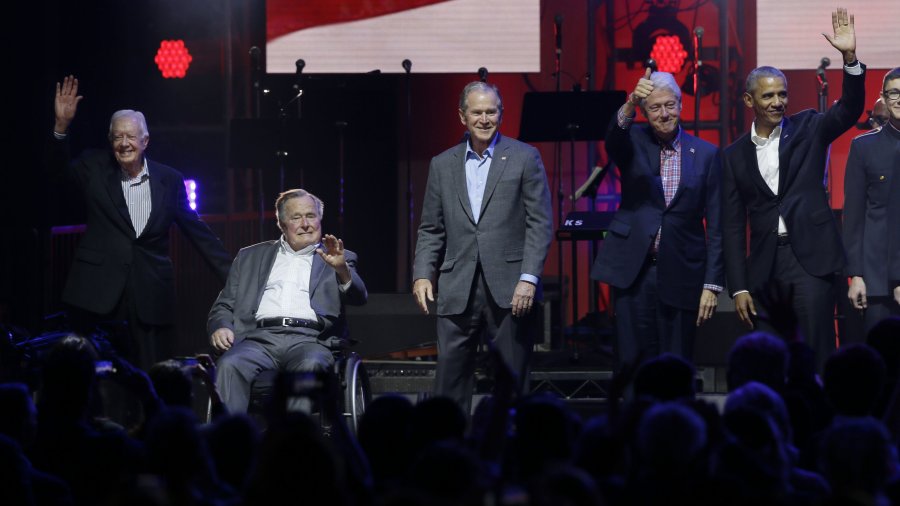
[51,76,232,370]
[591,69,724,366]
[413,81,553,413]
[722,8,865,366]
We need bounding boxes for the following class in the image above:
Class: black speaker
[346,294,437,358]
[364,359,436,398]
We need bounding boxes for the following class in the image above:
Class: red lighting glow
[154,40,193,79]
[649,35,687,73]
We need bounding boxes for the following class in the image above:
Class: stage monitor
[266,0,540,74]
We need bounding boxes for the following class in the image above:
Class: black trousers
[613,260,698,368]
[435,268,536,415]
[757,243,837,370]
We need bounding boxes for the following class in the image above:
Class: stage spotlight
[154,40,193,79]
[184,179,198,211]
[632,0,692,73]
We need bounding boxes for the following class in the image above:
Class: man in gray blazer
[208,189,367,413]
[413,81,553,412]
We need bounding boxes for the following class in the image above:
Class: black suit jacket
[52,140,232,325]
[591,120,724,311]
[843,124,900,296]
[721,66,866,295]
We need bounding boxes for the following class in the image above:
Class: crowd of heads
[1,312,899,506]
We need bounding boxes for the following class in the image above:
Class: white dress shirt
[256,238,320,321]
[750,121,788,234]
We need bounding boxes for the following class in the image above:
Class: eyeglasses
[646,102,679,114]
[884,89,900,101]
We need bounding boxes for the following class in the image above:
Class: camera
[94,360,117,376]
[176,356,199,367]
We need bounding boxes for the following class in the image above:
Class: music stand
[518,90,625,356]
[229,118,310,240]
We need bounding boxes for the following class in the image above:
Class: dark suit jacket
[591,121,724,310]
[722,67,866,295]
[51,141,231,325]
[843,124,900,296]
[207,240,367,341]
[413,134,553,316]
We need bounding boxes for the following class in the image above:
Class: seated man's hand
[211,327,235,351]
[317,234,352,283]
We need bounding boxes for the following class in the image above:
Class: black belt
[776,233,790,246]
[257,317,323,331]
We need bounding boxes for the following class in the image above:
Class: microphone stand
[552,14,566,352]
[403,59,413,286]
[692,27,703,137]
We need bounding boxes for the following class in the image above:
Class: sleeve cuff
[731,289,750,298]
[616,105,636,130]
[52,131,67,140]
[339,279,353,292]
[703,284,723,294]
[844,60,863,75]
[519,273,539,285]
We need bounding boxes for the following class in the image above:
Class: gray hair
[458,81,503,115]
[275,188,324,223]
[108,110,149,139]
[745,66,787,93]
[645,71,682,104]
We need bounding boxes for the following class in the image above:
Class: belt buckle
[281,317,293,327]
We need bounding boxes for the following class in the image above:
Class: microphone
[645,58,658,72]
[402,59,412,73]
[817,56,830,81]
[478,67,488,82]
[295,59,305,75]
[694,26,704,63]
[249,46,261,72]
[554,14,563,54]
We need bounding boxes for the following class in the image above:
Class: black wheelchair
[246,343,370,434]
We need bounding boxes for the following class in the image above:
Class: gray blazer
[413,134,553,316]
[207,240,367,341]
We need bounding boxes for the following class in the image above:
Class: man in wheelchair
[207,188,367,413]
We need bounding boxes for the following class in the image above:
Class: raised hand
[822,7,856,63]
[54,75,82,134]
[316,234,352,283]
[629,67,655,105]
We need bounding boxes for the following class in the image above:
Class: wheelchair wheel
[341,352,370,434]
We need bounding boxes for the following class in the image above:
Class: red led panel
[649,35,687,73]
[154,40,193,79]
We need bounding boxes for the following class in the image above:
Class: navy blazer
[51,142,232,325]
[591,119,724,311]
[722,66,866,295]
[207,240,367,341]
[843,124,900,296]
